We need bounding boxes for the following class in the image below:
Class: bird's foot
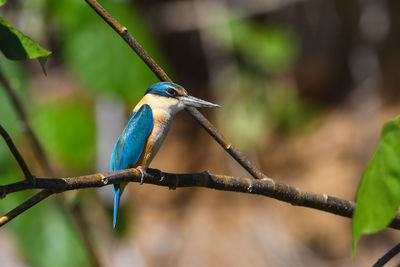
[137,167,145,185]
[168,174,179,190]
[157,169,165,182]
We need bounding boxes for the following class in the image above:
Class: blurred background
[1,0,400,266]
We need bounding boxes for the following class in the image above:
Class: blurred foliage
[266,82,317,134]
[46,0,167,103]
[211,18,297,72]
[213,19,317,150]
[216,70,317,150]
[0,56,26,143]
[230,21,296,72]
[0,0,322,266]
[0,62,92,266]
[0,189,91,267]
[0,0,5,7]
[0,0,170,265]
[32,100,95,173]
[352,117,400,253]
[0,16,51,73]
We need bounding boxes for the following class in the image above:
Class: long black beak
[179,95,220,108]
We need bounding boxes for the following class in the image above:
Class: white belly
[141,109,172,168]
[133,94,183,168]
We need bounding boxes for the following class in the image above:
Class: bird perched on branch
[110,82,219,228]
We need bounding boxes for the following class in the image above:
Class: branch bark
[0,125,34,181]
[0,71,53,176]
[1,121,400,231]
[0,190,53,226]
[1,167,400,230]
[373,242,400,267]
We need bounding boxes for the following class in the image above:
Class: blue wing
[111,104,154,171]
[110,104,153,228]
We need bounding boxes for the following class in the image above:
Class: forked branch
[2,0,399,250]
[2,125,400,230]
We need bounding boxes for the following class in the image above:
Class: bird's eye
[167,88,177,96]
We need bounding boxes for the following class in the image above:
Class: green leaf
[352,116,400,253]
[0,0,6,7]
[0,16,51,73]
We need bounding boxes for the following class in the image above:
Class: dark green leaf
[352,116,400,253]
[0,16,51,73]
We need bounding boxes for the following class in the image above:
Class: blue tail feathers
[113,184,121,229]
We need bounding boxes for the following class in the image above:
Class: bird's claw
[157,169,165,182]
[168,174,179,190]
[137,167,145,185]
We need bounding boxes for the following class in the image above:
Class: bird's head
[144,82,219,113]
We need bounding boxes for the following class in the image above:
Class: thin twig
[0,71,101,267]
[0,125,34,181]
[84,0,268,180]
[2,167,400,230]
[0,71,53,175]
[373,242,400,267]
[0,189,53,226]
[186,107,267,178]
[85,0,170,82]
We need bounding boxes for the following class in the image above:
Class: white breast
[143,109,173,167]
[133,94,184,168]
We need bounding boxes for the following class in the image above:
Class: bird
[110,82,219,228]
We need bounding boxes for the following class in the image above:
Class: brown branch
[0,189,53,226]
[2,167,400,230]
[0,71,53,176]
[373,242,400,267]
[186,107,267,179]
[85,0,170,82]
[0,72,101,266]
[84,0,268,180]
[0,124,34,181]
[0,123,398,231]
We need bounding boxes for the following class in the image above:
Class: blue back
[111,104,154,171]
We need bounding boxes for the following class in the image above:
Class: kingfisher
[110,82,219,228]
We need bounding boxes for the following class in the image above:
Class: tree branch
[0,190,53,226]
[85,0,170,82]
[1,123,400,231]
[373,242,400,267]
[0,71,53,176]
[2,167,400,230]
[0,124,34,181]
[84,0,268,180]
